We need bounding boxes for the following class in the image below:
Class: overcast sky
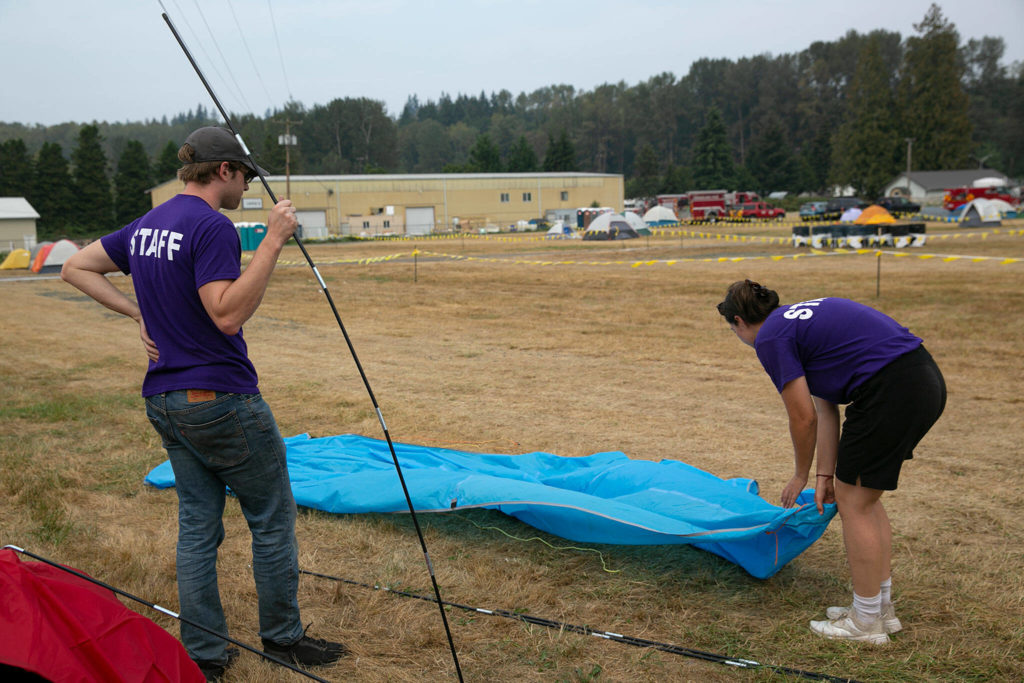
[1,0,1022,127]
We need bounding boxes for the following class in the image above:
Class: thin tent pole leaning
[157,8,463,681]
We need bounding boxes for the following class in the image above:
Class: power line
[168,0,239,117]
[225,0,275,111]
[189,0,255,115]
[266,0,293,101]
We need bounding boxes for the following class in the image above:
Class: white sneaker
[825,603,902,634]
[810,614,890,645]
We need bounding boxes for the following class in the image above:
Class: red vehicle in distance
[943,179,1018,211]
[658,190,764,221]
[733,201,786,220]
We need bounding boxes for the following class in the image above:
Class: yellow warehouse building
[149,172,624,236]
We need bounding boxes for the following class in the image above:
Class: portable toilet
[250,223,267,250]
[235,222,267,251]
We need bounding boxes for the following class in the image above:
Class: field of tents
[1,220,1022,681]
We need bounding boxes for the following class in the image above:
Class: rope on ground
[456,514,620,574]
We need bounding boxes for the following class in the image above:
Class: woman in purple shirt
[717,279,945,645]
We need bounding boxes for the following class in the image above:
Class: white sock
[880,577,892,606]
[852,591,882,623]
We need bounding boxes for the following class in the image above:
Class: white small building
[882,169,1012,206]
[0,197,39,251]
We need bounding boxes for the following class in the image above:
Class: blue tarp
[144,433,836,579]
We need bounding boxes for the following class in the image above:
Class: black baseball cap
[183,126,267,178]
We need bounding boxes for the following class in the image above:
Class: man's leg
[214,394,303,646]
[148,394,231,663]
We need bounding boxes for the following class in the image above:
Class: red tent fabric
[0,549,204,682]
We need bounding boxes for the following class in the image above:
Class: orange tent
[854,205,896,225]
[30,239,79,273]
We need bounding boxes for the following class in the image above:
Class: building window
[560,191,569,201]
[500,192,510,202]
[362,221,370,228]
[383,220,390,228]
[522,192,532,202]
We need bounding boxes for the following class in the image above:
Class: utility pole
[276,119,301,199]
[904,138,913,197]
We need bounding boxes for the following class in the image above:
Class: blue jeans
[145,391,304,662]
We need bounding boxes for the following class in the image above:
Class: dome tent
[30,239,79,273]
[854,205,897,225]
[957,198,1002,227]
[623,211,651,235]
[0,248,31,269]
[642,205,678,225]
[839,207,863,222]
[583,213,639,240]
[544,221,578,238]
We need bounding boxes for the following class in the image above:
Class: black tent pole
[156,7,463,681]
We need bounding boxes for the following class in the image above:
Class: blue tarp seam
[386,500,810,538]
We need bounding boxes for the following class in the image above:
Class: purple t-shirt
[101,194,258,397]
[754,297,921,404]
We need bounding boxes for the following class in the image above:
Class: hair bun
[746,279,770,300]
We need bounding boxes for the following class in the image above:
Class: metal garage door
[296,210,327,239]
[405,207,435,235]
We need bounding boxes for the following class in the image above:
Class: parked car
[799,201,829,221]
[875,196,921,215]
[734,201,786,220]
[822,197,868,221]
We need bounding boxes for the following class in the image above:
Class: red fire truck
[942,179,1018,211]
[657,190,763,221]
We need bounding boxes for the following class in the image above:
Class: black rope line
[2,546,328,682]
[155,5,463,680]
[300,568,862,683]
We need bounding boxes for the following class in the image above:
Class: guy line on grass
[298,566,862,683]
[3,545,329,682]
[2,544,860,683]
[157,4,463,679]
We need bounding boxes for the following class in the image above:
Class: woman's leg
[834,479,887,598]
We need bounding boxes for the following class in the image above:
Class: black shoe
[193,647,239,682]
[262,629,348,667]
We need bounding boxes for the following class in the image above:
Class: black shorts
[836,345,946,490]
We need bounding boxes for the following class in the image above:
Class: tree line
[1,4,1020,240]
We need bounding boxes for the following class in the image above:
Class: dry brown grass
[2,221,1023,682]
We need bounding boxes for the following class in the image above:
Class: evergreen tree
[899,4,972,169]
[0,138,34,198]
[505,136,538,172]
[154,140,181,183]
[732,164,758,193]
[629,142,661,198]
[398,120,452,172]
[260,133,288,175]
[114,140,154,226]
[691,107,735,188]
[542,130,577,171]
[1005,66,1024,177]
[32,142,74,239]
[745,117,798,193]
[832,36,901,197]
[467,134,502,171]
[71,124,113,236]
[801,128,833,193]
[660,164,692,194]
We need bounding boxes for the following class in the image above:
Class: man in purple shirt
[62,127,346,680]
[717,280,945,645]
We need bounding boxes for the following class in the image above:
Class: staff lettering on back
[130,228,183,261]
[783,298,827,320]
